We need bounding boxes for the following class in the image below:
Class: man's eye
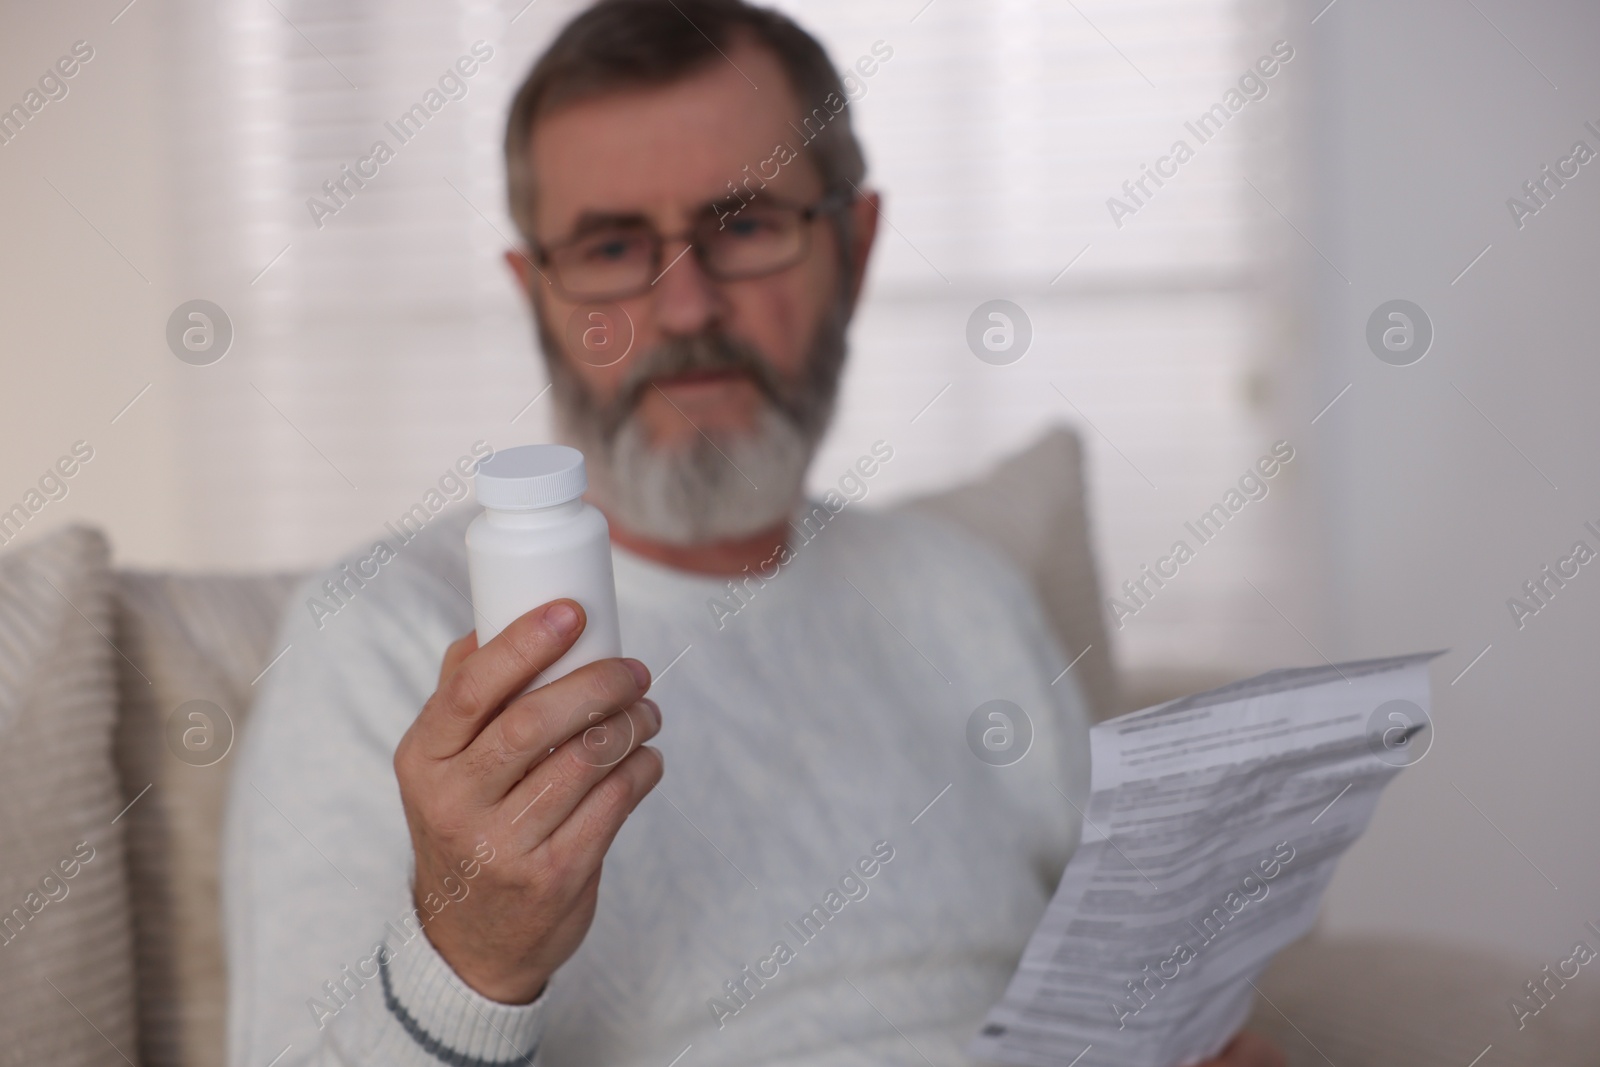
[726,216,777,238]
[580,234,644,261]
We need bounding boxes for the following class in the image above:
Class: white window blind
[162,0,1314,678]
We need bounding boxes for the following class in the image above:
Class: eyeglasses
[532,192,852,302]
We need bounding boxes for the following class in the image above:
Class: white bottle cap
[475,444,588,510]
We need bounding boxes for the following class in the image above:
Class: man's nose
[649,239,725,336]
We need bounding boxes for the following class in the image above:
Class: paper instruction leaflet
[970,651,1442,1067]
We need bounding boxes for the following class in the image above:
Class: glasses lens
[552,225,655,299]
[701,205,805,279]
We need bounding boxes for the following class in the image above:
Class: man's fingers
[409,600,587,759]
[498,699,661,839]
[463,655,652,795]
[538,744,664,882]
[437,632,478,688]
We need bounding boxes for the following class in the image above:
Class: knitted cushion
[0,525,139,1067]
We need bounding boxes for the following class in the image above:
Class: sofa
[1,427,1594,1067]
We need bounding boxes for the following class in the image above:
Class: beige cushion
[1248,933,1600,1066]
[112,569,303,1067]
[905,426,1120,722]
[1118,665,1245,716]
[0,525,139,1066]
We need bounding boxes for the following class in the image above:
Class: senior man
[224,1,1284,1064]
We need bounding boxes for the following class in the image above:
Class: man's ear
[504,247,537,302]
[844,189,881,315]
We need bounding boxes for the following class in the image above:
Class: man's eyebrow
[564,210,651,237]
[558,194,791,240]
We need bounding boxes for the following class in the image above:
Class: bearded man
[224,2,1283,1065]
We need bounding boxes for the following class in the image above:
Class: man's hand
[393,599,663,1004]
[1196,1031,1286,1067]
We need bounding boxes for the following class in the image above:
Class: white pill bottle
[466,444,622,686]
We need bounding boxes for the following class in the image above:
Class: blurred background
[2,0,1595,971]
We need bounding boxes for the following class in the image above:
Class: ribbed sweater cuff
[378,930,546,1066]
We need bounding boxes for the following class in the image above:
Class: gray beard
[535,303,848,546]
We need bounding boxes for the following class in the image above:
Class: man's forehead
[527,41,825,236]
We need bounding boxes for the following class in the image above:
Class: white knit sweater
[223,501,1090,1066]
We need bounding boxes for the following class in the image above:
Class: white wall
[0,2,184,568]
[1306,0,1600,958]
